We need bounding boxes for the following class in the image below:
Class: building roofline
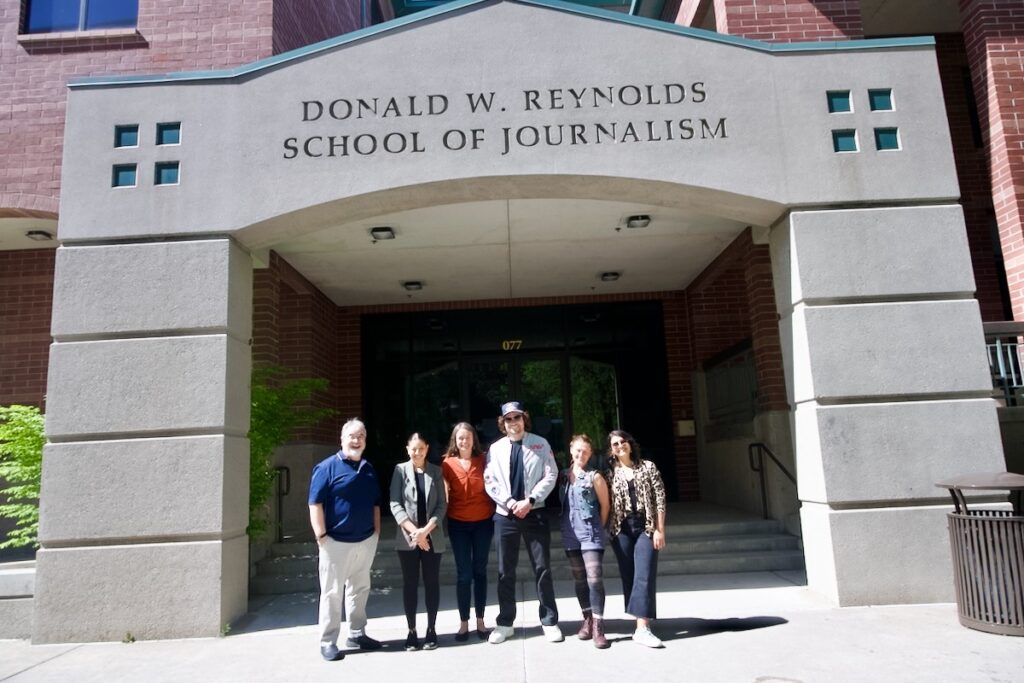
[67,0,936,89]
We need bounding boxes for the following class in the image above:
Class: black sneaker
[405,630,420,651]
[346,634,383,650]
[320,644,344,661]
[423,628,438,650]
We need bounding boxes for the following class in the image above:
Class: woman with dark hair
[559,434,610,648]
[390,433,447,650]
[606,429,667,648]
[441,422,495,641]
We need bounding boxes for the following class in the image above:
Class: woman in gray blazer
[390,432,447,651]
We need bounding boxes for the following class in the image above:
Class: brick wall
[708,0,863,41]
[935,33,1008,321]
[960,0,1024,320]
[0,249,54,408]
[0,0,275,214]
[272,0,394,55]
[685,229,787,411]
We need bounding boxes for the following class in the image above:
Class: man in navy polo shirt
[308,418,383,661]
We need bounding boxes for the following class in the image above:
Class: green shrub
[249,366,335,538]
[0,405,45,549]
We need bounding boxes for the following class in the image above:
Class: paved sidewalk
[1,572,1021,682]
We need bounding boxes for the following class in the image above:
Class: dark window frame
[23,0,138,34]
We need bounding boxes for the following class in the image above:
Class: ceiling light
[402,281,423,291]
[26,230,53,241]
[626,215,651,229]
[600,271,621,282]
[370,226,395,241]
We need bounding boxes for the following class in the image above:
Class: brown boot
[592,618,609,649]
[577,612,593,640]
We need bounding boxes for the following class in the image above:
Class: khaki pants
[318,534,379,646]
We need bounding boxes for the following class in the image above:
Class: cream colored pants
[318,534,379,646]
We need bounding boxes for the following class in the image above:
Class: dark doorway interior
[362,301,677,500]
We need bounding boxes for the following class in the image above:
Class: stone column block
[33,536,248,643]
[45,335,251,439]
[801,503,955,606]
[794,399,1005,505]
[39,436,249,543]
[790,300,991,403]
[52,239,252,340]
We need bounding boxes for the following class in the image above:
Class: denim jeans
[494,511,559,627]
[610,514,658,619]
[447,517,494,621]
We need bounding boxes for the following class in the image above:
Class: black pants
[397,548,441,630]
[494,511,558,627]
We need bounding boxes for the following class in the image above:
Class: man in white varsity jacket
[483,400,563,644]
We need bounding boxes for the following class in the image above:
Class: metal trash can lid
[935,472,1024,491]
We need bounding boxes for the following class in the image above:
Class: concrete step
[252,508,805,595]
[249,547,807,595]
[0,560,35,639]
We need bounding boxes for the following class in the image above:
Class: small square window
[874,127,900,151]
[156,122,181,145]
[827,91,852,114]
[114,124,138,148]
[155,161,179,185]
[868,89,893,111]
[112,164,137,188]
[832,129,858,153]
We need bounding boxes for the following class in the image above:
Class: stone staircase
[251,503,805,595]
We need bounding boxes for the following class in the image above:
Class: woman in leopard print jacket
[606,429,666,648]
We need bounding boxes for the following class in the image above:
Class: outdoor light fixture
[25,230,53,241]
[402,280,424,291]
[600,271,621,282]
[626,215,651,228]
[370,226,395,241]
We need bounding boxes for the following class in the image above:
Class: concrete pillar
[960,0,1024,320]
[712,0,863,41]
[771,205,1006,605]
[34,238,252,642]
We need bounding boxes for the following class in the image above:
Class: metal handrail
[983,321,1024,407]
[274,466,290,544]
[748,442,796,520]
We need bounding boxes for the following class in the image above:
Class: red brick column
[0,249,54,408]
[252,254,282,367]
[742,236,787,411]
[711,0,863,41]
[662,292,698,500]
[961,1,1024,320]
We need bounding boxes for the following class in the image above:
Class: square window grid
[155,161,179,185]
[112,164,137,187]
[114,124,139,148]
[827,91,852,114]
[156,122,181,145]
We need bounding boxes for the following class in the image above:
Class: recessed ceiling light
[600,271,621,282]
[370,226,395,241]
[26,230,54,241]
[402,280,423,291]
[626,215,651,228]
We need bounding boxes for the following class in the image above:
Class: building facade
[0,0,1021,642]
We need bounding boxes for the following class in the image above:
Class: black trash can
[937,473,1024,637]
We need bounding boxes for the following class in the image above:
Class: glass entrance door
[465,355,567,464]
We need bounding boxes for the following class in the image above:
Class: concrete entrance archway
[37,0,1005,642]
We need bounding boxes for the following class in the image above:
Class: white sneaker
[542,624,564,643]
[632,626,664,648]
[488,625,514,644]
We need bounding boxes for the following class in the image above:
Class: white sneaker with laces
[542,624,564,643]
[632,626,664,648]
[488,625,515,644]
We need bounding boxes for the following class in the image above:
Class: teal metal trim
[68,0,939,89]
